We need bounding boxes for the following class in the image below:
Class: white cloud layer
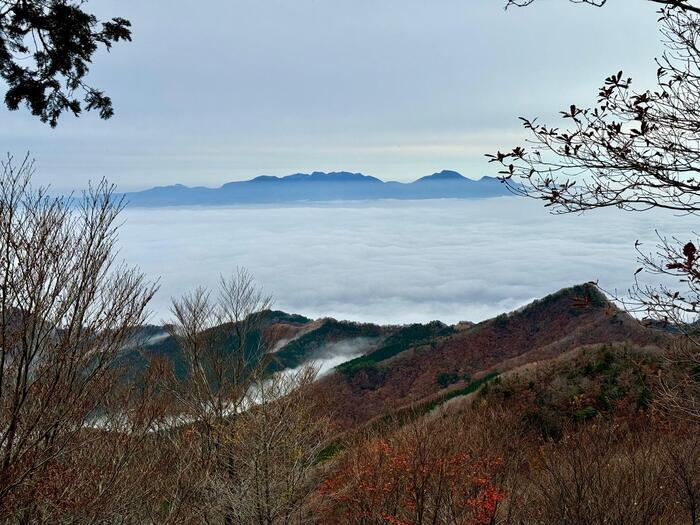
[118,198,690,325]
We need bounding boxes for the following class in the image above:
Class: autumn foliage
[6,159,700,524]
[319,421,504,525]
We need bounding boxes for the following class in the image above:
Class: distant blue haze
[122,170,512,207]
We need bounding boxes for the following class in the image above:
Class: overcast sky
[2,0,661,191]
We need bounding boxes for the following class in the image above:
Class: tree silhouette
[490,5,700,324]
[0,1,131,126]
[506,0,700,14]
[492,1,700,421]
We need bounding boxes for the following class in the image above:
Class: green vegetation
[435,371,460,388]
[520,283,608,319]
[636,379,653,409]
[317,371,500,463]
[118,310,312,381]
[337,321,455,376]
[494,314,509,330]
[315,441,345,464]
[488,345,660,441]
[381,372,500,428]
[266,310,313,325]
[423,372,500,412]
[435,371,472,389]
[267,319,383,373]
[569,284,607,315]
[574,406,598,421]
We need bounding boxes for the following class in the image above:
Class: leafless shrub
[518,422,671,524]
[490,0,700,421]
[219,366,332,525]
[0,154,158,521]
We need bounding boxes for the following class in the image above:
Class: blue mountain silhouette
[122,170,511,206]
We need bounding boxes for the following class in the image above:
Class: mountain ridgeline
[121,170,512,206]
[120,284,663,430]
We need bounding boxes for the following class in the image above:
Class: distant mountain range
[121,170,512,206]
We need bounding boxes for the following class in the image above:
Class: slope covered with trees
[314,284,661,429]
[313,340,700,524]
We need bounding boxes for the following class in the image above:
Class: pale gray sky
[2,0,661,192]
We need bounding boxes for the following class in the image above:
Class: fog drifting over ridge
[118,197,688,325]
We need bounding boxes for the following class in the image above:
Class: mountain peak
[249,175,280,183]
[415,170,467,183]
[124,170,512,206]
[282,171,381,183]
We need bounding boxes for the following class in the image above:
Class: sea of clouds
[118,197,692,326]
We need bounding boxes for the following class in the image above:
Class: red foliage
[317,286,655,431]
[319,435,505,525]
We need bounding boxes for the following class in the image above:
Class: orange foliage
[317,286,656,431]
[319,432,504,525]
